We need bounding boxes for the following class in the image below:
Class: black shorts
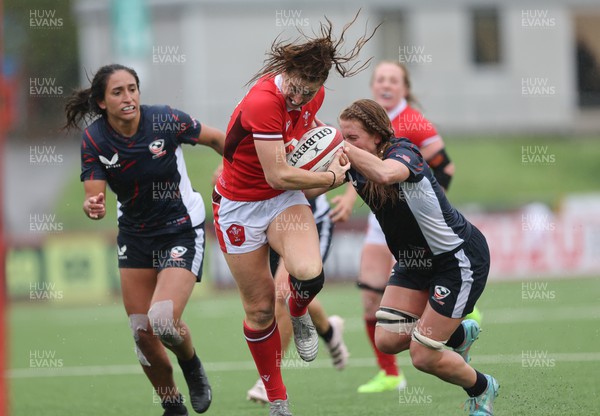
[269,215,334,275]
[116,224,206,282]
[388,226,490,319]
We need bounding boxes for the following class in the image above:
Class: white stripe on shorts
[191,227,205,276]
[318,214,332,258]
[452,249,474,318]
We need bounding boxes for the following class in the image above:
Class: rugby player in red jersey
[212,15,376,416]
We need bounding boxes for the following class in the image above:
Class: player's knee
[375,306,419,337]
[286,260,323,281]
[374,306,418,353]
[148,300,184,347]
[374,308,416,354]
[375,330,409,354]
[246,305,275,328]
[409,328,446,374]
[409,343,438,373]
[129,314,153,366]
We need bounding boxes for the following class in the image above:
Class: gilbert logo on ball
[286,126,344,172]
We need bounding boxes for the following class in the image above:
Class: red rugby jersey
[388,99,441,148]
[217,74,324,201]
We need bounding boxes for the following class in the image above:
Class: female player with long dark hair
[64,64,224,416]
[339,99,499,416]
[212,15,376,416]
[352,61,481,393]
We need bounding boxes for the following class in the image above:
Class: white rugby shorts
[212,189,309,254]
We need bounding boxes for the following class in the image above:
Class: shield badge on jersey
[149,139,167,159]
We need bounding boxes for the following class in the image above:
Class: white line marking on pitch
[8,352,600,379]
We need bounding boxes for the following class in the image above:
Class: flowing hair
[63,64,140,131]
[339,99,398,209]
[248,10,380,85]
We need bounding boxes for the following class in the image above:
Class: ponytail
[63,88,98,131]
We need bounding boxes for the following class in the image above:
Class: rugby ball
[286,126,344,172]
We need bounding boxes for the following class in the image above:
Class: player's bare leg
[357,243,403,393]
[247,257,349,404]
[121,268,187,415]
[151,268,211,413]
[274,261,348,369]
[273,262,294,354]
[409,304,499,415]
[410,306,477,385]
[267,204,323,363]
[224,245,288,408]
[374,285,428,354]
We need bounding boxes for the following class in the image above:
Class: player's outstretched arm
[83,179,107,220]
[197,123,226,156]
[344,143,409,185]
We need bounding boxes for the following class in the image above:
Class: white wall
[74,0,589,134]
[406,6,576,134]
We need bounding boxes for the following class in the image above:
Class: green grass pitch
[8,277,600,415]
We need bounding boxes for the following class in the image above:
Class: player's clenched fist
[84,192,106,219]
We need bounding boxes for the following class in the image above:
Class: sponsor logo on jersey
[226,224,246,246]
[285,120,292,132]
[99,153,121,169]
[149,139,167,159]
[170,246,188,259]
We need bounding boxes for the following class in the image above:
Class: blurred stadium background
[2,0,600,415]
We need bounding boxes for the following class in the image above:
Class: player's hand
[328,149,351,187]
[338,147,349,166]
[329,194,353,223]
[84,192,106,220]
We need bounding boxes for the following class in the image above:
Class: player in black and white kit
[64,64,224,416]
[338,99,499,416]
